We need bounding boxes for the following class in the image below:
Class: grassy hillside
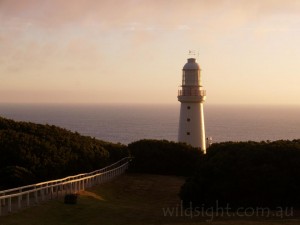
[1,174,299,225]
[0,117,128,189]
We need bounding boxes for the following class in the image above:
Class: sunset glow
[1,0,300,104]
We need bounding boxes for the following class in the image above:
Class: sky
[0,0,300,105]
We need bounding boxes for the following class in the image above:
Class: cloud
[1,0,300,34]
[2,0,300,54]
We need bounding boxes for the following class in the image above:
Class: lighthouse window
[187,118,190,122]
[187,106,191,110]
[187,132,190,135]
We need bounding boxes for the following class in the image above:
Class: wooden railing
[0,157,132,216]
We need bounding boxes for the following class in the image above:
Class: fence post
[8,197,12,213]
[96,175,99,184]
[59,184,64,195]
[56,186,59,198]
[1,194,6,206]
[50,186,53,199]
[18,189,22,209]
[35,187,38,204]
[41,188,45,201]
[26,193,30,207]
[74,182,77,193]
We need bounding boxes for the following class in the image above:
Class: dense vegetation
[128,139,203,176]
[180,140,300,209]
[0,117,128,189]
[2,116,300,209]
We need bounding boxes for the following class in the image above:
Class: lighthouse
[178,58,207,153]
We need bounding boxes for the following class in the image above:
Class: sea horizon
[1,103,300,145]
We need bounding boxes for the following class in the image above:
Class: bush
[0,117,129,188]
[0,166,36,189]
[180,140,300,209]
[128,139,203,176]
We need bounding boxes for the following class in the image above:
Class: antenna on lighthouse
[188,50,196,56]
[188,50,200,62]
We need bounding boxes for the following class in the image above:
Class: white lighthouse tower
[178,57,207,153]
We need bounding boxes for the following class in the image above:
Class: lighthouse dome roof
[183,58,200,70]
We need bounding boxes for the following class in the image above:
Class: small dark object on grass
[64,194,78,204]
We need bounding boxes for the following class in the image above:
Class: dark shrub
[180,140,300,209]
[0,166,36,189]
[128,139,203,176]
[0,116,129,188]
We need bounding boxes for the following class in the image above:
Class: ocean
[0,103,299,144]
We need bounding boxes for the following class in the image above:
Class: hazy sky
[1,0,300,105]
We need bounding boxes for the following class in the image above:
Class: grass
[1,173,300,225]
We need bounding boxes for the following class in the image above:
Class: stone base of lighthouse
[178,102,206,152]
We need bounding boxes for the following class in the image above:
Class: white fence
[0,157,132,216]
